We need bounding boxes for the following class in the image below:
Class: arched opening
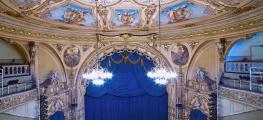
[84,50,168,120]
[222,32,263,93]
[0,39,27,64]
[49,111,65,120]
[189,109,207,120]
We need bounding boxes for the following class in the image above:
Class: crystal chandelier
[82,0,113,86]
[147,0,177,85]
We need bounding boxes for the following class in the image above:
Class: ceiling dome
[0,0,261,43]
[4,0,253,31]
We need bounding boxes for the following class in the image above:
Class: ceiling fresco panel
[112,9,141,27]
[46,3,96,27]
[160,0,213,24]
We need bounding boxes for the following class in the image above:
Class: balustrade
[0,64,34,97]
[221,62,263,93]
[2,65,30,77]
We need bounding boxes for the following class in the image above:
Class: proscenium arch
[76,43,174,87]
[75,43,176,120]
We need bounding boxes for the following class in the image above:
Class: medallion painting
[171,43,189,66]
[160,0,212,24]
[46,3,95,26]
[112,9,141,27]
[63,46,81,67]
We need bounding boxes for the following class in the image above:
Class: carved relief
[40,71,69,117]
[0,89,37,111]
[195,67,216,91]
[29,41,37,63]
[97,4,110,30]
[63,46,81,67]
[189,95,209,115]
[40,71,67,96]
[54,44,65,52]
[216,38,226,61]
[220,87,263,109]
[144,4,157,28]
[48,97,64,115]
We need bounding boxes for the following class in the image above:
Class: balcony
[221,62,263,94]
[0,65,35,97]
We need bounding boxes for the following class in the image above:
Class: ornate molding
[1,14,263,44]
[219,87,263,109]
[0,89,38,112]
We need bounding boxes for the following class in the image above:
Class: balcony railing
[2,65,30,77]
[221,62,263,93]
[225,62,263,73]
[0,64,35,97]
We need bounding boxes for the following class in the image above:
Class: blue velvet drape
[49,111,65,120]
[189,109,207,120]
[85,51,168,120]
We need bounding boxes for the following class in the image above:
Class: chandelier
[82,0,113,86]
[147,0,177,85]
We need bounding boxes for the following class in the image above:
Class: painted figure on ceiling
[63,8,89,24]
[163,3,192,23]
[118,12,137,26]
[63,46,81,67]
[171,43,189,66]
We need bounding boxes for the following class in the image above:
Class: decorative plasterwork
[0,89,38,112]
[219,87,263,109]
[1,0,258,31]
[1,12,263,44]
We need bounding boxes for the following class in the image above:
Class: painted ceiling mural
[46,3,96,26]
[113,9,141,27]
[160,1,212,24]
[9,0,253,30]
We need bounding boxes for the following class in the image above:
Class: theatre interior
[0,0,263,120]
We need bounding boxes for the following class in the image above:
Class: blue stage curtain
[85,94,168,120]
[49,111,65,120]
[85,51,168,120]
[189,109,207,120]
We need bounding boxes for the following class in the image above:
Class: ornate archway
[75,43,177,120]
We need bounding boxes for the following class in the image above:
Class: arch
[76,43,174,88]
[49,111,65,120]
[186,40,215,81]
[189,109,207,120]
[75,43,175,120]
[38,43,67,83]
[0,38,30,64]
[224,32,263,62]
